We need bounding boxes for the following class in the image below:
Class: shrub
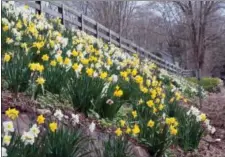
[187,77,220,92]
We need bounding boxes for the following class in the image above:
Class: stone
[133,146,150,157]
[36,108,52,116]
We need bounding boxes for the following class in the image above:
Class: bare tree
[174,1,224,71]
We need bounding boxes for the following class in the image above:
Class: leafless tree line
[67,1,225,77]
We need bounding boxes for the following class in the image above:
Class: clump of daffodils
[187,106,216,134]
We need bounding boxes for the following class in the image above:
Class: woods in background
[67,1,225,78]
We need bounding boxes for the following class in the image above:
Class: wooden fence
[12,1,195,76]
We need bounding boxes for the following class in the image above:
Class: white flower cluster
[21,124,40,145]
[187,106,216,134]
[2,121,15,157]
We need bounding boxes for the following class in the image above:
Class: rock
[2,114,32,134]
[37,108,51,116]
[133,146,150,157]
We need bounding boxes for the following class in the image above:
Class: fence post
[109,29,112,44]
[40,1,44,14]
[119,35,122,48]
[35,1,43,15]
[61,4,65,25]
[96,23,99,38]
[81,14,84,31]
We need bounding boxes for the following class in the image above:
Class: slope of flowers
[1,2,215,157]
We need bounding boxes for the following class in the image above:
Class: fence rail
[12,1,195,77]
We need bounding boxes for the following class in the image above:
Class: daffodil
[132,124,140,135]
[3,135,11,146]
[72,50,79,57]
[49,122,57,132]
[200,113,207,122]
[36,77,45,85]
[3,25,9,31]
[50,60,57,66]
[120,120,126,127]
[126,127,131,134]
[113,89,123,97]
[37,115,45,124]
[115,128,122,136]
[86,68,94,77]
[5,108,19,120]
[169,126,178,135]
[3,121,14,133]
[147,120,155,128]
[3,53,11,62]
[131,110,137,118]
[100,71,108,79]
[42,54,49,61]
[146,100,154,108]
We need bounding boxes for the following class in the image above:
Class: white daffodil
[54,109,64,121]
[76,44,83,51]
[29,124,40,138]
[3,121,14,133]
[2,147,7,157]
[3,135,11,146]
[89,122,96,133]
[71,114,79,125]
[111,74,118,83]
[21,131,35,145]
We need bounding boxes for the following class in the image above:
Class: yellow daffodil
[132,124,140,135]
[131,110,137,118]
[120,71,128,79]
[126,127,131,134]
[146,100,154,108]
[56,56,63,64]
[42,54,49,61]
[72,50,79,57]
[115,128,122,136]
[113,89,123,97]
[200,113,207,122]
[16,20,22,29]
[169,126,178,135]
[81,58,89,65]
[6,108,19,120]
[33,41,44,50]
[3,25,9,32]
[37,64,44,72]
[135,75,143,84]
[72,63,79,71]
[100,71,108,79]
[49,122,57,132]
[37,115,45,124]
[159,104,164,111]
[131,69,137,76]
[50,60,57,66]
[64,57,71,65]
[86,68,94,77]
[147,120,155,128]
[3,53,11,62]
[120,120,126,127]
[36,77,45,85]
